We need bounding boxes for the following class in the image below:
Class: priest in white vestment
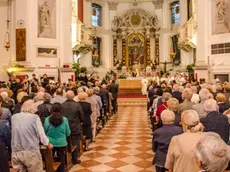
[141,77,148,95]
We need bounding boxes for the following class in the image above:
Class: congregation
[0,71,230,172]
[0,72,119,172]
[148,76,230,172]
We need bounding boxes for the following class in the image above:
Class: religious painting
[38,0,56,38]
[127,33,145,67]
[92,37,101,67]
[16,29,26,61]
[37,47,57,58]
[212,0,230,35]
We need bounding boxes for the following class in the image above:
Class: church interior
[0,0,230,172]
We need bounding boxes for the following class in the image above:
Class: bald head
[66,90,75,100]
[204,99,218,112]
[102,84,107,89]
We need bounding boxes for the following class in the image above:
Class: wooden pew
[66,136,76,172]
[40,146,61,172]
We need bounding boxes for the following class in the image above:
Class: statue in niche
[40,1,50,28]
[38,0,56,38]
[217,0,227,22]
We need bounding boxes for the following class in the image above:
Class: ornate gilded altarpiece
[112,8,160,68]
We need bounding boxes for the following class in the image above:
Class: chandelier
[4,0,11,51]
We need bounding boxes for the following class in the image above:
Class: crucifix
[159,61,172,73]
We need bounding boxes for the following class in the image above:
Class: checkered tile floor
[70,102,155,172]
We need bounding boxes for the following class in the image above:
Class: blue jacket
[0,120,11,150]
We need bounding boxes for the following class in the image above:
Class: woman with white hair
[152,109,183,172]
[165,110,204,172]
[191,86,200,104]
[195,132,230,172]
[178,88,195,113]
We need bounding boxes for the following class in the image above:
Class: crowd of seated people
[0,72,119,172]
[148,77,230,172]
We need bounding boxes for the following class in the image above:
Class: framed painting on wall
[38,0,56,38]
[36,47,58,58]
[16,29,26,61]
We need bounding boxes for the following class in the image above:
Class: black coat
[172,91,183,103]
[108,83,119,99]
[99,88,110,107]
[62,100,84,135]
[218,103,229,114]
[200,111,229,143]
[37,102,52,124]
[152,124,183,166]
[79,102,92,126]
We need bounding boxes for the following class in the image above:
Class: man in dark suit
[99,84,110,116]
[152,109,183,172]
[108,80,119,114]
[201,99,229,143]
[172,84,182,103]
[62,90,84,164]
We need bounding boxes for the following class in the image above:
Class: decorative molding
[0,0,8,6]
[5,67,36,73]
[152,0,164,9]
[111,8,160,36]
[60,68,75,72]
[108,1,117,10]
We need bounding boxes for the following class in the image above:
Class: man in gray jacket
[11,98,52,172]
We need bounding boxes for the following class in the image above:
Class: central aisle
[70,103,155,172]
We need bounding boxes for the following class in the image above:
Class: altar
[119,78,142,89]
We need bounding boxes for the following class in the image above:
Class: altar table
[119,79,142,89]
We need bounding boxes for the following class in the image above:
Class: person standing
[108,80,119,114]
[141,77,148,95]
[44,103,71,172]
[11,99,52,172]
[62,90,84,164]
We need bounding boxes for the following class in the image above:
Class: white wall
[0,0,74,82]
[0,3,13,81]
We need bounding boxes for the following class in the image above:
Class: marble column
[195,0,208,82]
[145,27,151,65]
[121,28,127,66]
[155,33,160,65]
[113,35,117,66]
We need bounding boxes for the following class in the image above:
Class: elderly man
[51,88,66,104]
[195,132,230,172]
[201,99,229,143]
[192,88,210,118]
[37,93,52,124]
[152,110,183,172]
[11,98,51,172]
[99,84,110,116]
[62,90,84,164]
[92,87,102,118]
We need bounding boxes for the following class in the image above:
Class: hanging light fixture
[4,0,11,51]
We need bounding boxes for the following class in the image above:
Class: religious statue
[217,0,227,22]
[40,1,50,29]
[141,77,148,95]
[92,48,100,67]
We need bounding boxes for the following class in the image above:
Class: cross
[159,61,172,73]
